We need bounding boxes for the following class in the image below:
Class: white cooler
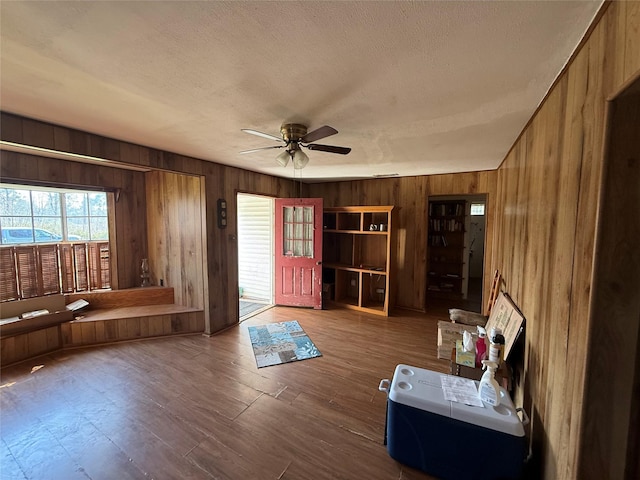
[379,364,528,480]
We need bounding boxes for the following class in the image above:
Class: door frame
[236,192,275,317]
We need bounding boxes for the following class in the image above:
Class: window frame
[0,183,109,244]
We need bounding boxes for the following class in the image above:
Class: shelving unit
[427,200,467,298]
[322,206,393,316]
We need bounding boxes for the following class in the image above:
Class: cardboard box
[437,320,469,360]
[455,339,475,367]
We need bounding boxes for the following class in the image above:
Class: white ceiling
[0,1,603,183]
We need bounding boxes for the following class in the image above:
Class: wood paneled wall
[0,325,60,366]
[0,114,297,334]
[490,2,639,478]
[579,83,640,479]
[145,171,207,313]
[308,172,497,311]
[0,150,147,289]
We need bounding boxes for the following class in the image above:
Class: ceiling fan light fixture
[242,122,349,170]
[292,149,309,169]
[276,150,291,167]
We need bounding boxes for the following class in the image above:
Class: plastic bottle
[478,360,501,406]
[475,326,487,368]
[489,327,505,365]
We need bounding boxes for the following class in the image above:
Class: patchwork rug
[248,320,322,368]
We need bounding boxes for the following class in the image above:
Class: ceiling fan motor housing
[280,123,308,145]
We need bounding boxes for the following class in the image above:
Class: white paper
[440,375,484,407]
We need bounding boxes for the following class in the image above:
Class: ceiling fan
[240,123,351,169]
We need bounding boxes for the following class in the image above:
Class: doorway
[426,194,486,313]
[578,74,640,479]
[237,193,274,320]
[467,197,486,310]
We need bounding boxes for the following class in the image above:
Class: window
[0,184,108,244]
[282,206,314,257]
[470,203,485,216]
[0,184,111,301]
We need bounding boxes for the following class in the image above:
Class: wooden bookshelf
[322,206,393,316]
[427,200,466,298]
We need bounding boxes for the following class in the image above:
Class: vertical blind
[0,242,110,302]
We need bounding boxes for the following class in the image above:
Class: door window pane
[282,206,314,257]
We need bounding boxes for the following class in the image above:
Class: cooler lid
[388,364,524,437]
[388,364,451,416]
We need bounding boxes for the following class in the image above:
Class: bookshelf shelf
[322,206,393,316]
[427,200,466,298]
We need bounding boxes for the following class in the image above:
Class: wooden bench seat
[65,286,176,310]
[1,287,204,367]
[73,304,199,322]
[1,294,73,338]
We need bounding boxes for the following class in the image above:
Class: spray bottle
[489,327,505,366]
[475,326,487,368]
[478,360,501,406]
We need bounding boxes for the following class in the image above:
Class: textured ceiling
[0,1,603,182]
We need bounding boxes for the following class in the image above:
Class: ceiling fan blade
[239,145,284,154]
[241,129,283,143]
[305,143,351,155]
[300,125,338,144]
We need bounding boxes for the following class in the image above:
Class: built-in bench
[0,294,73,337]
[1,287,204,367]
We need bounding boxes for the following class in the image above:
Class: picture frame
[484,291,525,360]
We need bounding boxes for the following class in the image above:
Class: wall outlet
[350,279,357,286]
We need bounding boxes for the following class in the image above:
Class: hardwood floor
[1,306,451,480]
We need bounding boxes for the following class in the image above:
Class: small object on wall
[140,258,151,287]
[217,198,227,229]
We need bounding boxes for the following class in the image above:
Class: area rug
[248,320,322,368]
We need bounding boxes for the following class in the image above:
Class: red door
[275,198,323,309]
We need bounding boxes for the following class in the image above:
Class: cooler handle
[516,407,530,426]
[378,379,390,393]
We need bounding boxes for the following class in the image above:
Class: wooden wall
[0,150,147,289]
[60,311,205,348]
[579,82,640,479]
[0,325,60,366]
[490,1,640,478]
[145,171,207,312]
[308,172,497,311]
[0,114,297,333]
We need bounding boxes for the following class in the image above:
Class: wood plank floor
[0,305,452,480]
